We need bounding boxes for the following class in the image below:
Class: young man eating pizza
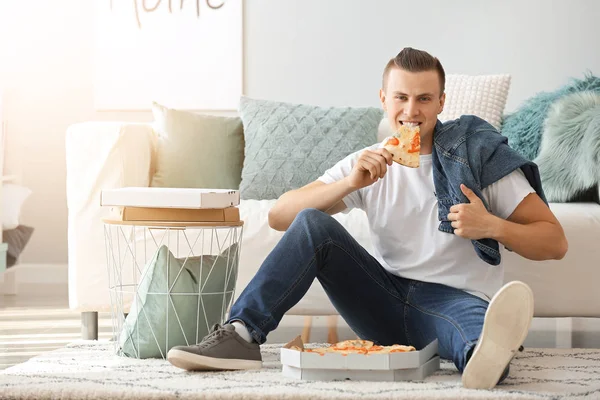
[167,47,568,390]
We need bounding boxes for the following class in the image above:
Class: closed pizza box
[282,356,440,382]
[280,336,439,376]
[100,187,240,209]
[108,206,240,222]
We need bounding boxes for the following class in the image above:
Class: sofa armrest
[66,122,155,211]
[504,202,600,317]
[66,122,155,311]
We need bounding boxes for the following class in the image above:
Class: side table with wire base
[103,218,244,359]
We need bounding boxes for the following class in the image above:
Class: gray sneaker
[167,323,262,371]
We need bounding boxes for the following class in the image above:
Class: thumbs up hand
[447,184,497,240]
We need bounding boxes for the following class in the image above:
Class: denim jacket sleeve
[432,116,547,266]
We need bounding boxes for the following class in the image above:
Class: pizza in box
[293,339,416,356]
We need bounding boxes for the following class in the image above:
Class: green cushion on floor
[118,243,239,359]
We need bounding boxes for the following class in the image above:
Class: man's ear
[379,88,387,112]
[438,92,446,114]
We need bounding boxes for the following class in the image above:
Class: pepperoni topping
[386,137,400,146]
[407,134,420,153]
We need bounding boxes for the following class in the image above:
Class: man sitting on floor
[166,47,568,390]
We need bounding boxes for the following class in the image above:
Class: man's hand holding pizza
[447,184,498,240]
[345,148,393,190]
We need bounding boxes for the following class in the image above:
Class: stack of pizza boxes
[99,187,241,223]
[280,336,440,381]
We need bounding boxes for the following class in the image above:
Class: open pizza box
[280,335,440,382]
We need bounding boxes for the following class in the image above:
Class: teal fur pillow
[502,73,600,160]
[534,91,600,202]
[238,96,383,200]
[119,243,238,359]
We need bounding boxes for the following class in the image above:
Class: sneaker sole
[167,349,262,371]
[462,281,534,389]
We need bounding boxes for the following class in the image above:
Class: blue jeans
[228,208,489,372]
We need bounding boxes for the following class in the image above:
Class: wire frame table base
[103,221,243,359]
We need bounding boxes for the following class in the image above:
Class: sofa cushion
[238,200,600,318]
[534,91,600,203]
[150,102,245,190]
[502,73,600,161]
[439,74,511,130]
[238,97,382,200]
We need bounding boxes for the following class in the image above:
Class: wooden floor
[0,283,112,370]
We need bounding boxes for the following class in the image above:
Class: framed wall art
[93,0,243,110]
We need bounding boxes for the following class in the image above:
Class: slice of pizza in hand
[382,124,421,168]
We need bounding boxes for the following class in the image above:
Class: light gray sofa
[65,120,600,341]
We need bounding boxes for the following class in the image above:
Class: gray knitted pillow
[239,97,382,200]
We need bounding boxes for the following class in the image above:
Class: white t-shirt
[318,144,535,300]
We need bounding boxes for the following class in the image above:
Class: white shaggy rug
[1,341,600,399]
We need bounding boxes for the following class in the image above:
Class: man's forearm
[268,179,355,231]
[488,216,568,261]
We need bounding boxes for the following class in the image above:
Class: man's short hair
[382,47,446,95]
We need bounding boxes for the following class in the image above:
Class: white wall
[245,0,600,111]
[0,0,599,264]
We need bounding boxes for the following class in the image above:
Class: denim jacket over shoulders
[431,115,548,266]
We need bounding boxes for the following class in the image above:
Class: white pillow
[377,74,511,141]
[440,74,511,130]
[2,183,32,230]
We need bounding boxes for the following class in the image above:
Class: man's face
[379,68,445,141]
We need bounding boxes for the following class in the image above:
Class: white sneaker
[462,281,534,389]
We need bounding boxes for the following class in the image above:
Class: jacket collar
[432,119,456,149]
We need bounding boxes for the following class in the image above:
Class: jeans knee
[289,208,351,251]
[293,208,338,234]
[295,208,328,226]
